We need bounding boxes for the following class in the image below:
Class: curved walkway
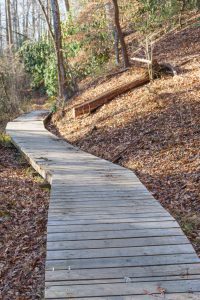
[6,111,200,299]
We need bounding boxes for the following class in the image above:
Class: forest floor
[50,24,200,255]
[0,124,49,299]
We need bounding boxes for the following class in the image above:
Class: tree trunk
[5,0,13,46]
[51,0,70,102]
[5,0,9,45]
[104,0,119,65]
[47,0,52,39]
[37,0,77,103]
[111,0,130,68]
[32,0,36,40]
[13,0,20,47]
[38,0,54,40]
[64,0,70,12]
[25,2,30,37]
[0,3,3,53]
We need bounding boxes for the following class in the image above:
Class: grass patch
[0,133,13,148]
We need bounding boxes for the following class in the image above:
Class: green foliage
[0,133,12,148]
[44,54,58,97]
[20,40,53,89]
[19,37,80,97]
[20,40,59,97]
[51,102,57,113]
[62,14,80,36]
[66,41,82,58]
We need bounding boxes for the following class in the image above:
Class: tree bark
[32,0,36,40]
[0,3,3,53]
[13,0,21,47]
[50,0,70,102]
[46,0,52,39]
[5,0,13,46]
[111,0,130,68]
[104,0,119,65]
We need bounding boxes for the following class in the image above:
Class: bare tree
[5,0,13,46]
[111,0,130,68]
[51,0,71,101]
[37,0,77,103]
[31,0,36,40]
[37,0,54,39]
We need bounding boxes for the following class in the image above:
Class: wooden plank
[47,221,179,233]
[50,195,156,202]
[47,216,174,226]
[49,202,160,209]
[50,191,151,197]
[45,279,200,298]
[45,294,200,300]
[47,206,165,214]
[45,253,200,271]
[49,200,159,208]
[47,212,174,221]
[47,211,172,221]
[47,236,188,251]
[48,203,160,210]
[45,263,200,281]
[47,228,184,242]
[45,275,200,286]
[47,244,193,260]
[49,194,155,200]
[73,74,149,118]
[51,186,149,191]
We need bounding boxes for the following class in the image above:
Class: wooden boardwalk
[7,110,200,300]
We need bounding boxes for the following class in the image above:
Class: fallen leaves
[0,143,49,299]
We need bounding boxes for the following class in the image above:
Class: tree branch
[37,0,55,41]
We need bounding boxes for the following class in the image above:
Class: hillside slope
[50,24,200,255]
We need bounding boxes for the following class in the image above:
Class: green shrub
[20,40,54,91]
[44,54,58,96]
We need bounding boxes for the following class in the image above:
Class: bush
[20,38,79,97]
[44,54,58,97]
[20,40,55,93]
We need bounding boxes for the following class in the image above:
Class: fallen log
[73,74,149,118]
